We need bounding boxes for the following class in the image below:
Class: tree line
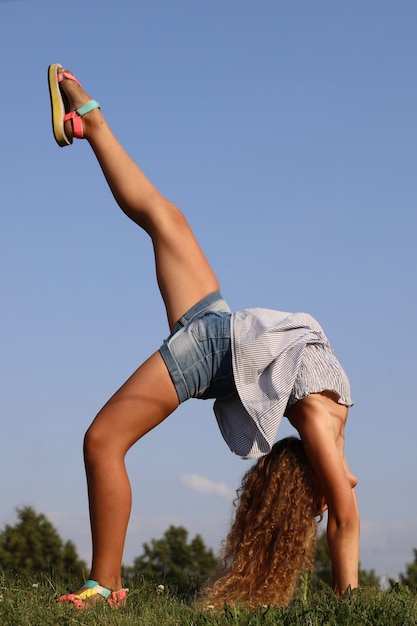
[1,506,417,594]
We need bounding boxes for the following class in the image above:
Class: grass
[1,573,417,626]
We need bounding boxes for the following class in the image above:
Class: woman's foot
[57,579,128,610]
[48,64,101,146]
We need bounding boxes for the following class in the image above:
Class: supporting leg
[83,351,179,592]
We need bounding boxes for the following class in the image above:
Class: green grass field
[1,574,417,625]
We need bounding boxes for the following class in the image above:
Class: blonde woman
[48,64,359,609]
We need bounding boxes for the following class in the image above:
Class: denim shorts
[159,292,236,403]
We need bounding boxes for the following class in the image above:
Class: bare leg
[56,69,219,599]
[84,351,179,593]
[60,70,220,330]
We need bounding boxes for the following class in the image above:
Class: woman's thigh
[85,351,180,456]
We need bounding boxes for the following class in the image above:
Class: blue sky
[0,0,416,582]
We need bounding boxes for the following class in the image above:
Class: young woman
[48,64,359,609]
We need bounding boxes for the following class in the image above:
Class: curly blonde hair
[202,436,322,608]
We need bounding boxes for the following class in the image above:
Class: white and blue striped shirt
[214,308,353,460]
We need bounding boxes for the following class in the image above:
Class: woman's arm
[288,396,360,593]
[327,489,360,592]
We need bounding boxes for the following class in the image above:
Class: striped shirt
[214,308,353,460]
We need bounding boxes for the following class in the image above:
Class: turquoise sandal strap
[76,99,100,117]
[83,579,111,599]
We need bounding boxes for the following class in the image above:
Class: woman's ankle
[87,573,123,592]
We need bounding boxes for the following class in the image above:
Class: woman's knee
[143,200,189,239]
[83,414,115,463]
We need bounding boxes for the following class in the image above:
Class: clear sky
[1,0,416,582]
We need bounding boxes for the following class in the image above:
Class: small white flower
[32,583,39,589]
[156,584,165,594]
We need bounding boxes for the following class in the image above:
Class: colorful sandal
[57,579,128,610]
[48,63,100,147]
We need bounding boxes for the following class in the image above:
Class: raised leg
[58,69,220,329]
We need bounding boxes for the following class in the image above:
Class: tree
[396,548,417,589]
[0,506,86,579]
[314,529,379,588]
[129,525,217,596]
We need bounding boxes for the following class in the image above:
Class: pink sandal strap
[57,71,82,88]
[63,110,84,138]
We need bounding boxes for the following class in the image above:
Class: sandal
[57,579,128,610]
[48,63,100,147]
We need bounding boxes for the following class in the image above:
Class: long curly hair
[202,436,322,608]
